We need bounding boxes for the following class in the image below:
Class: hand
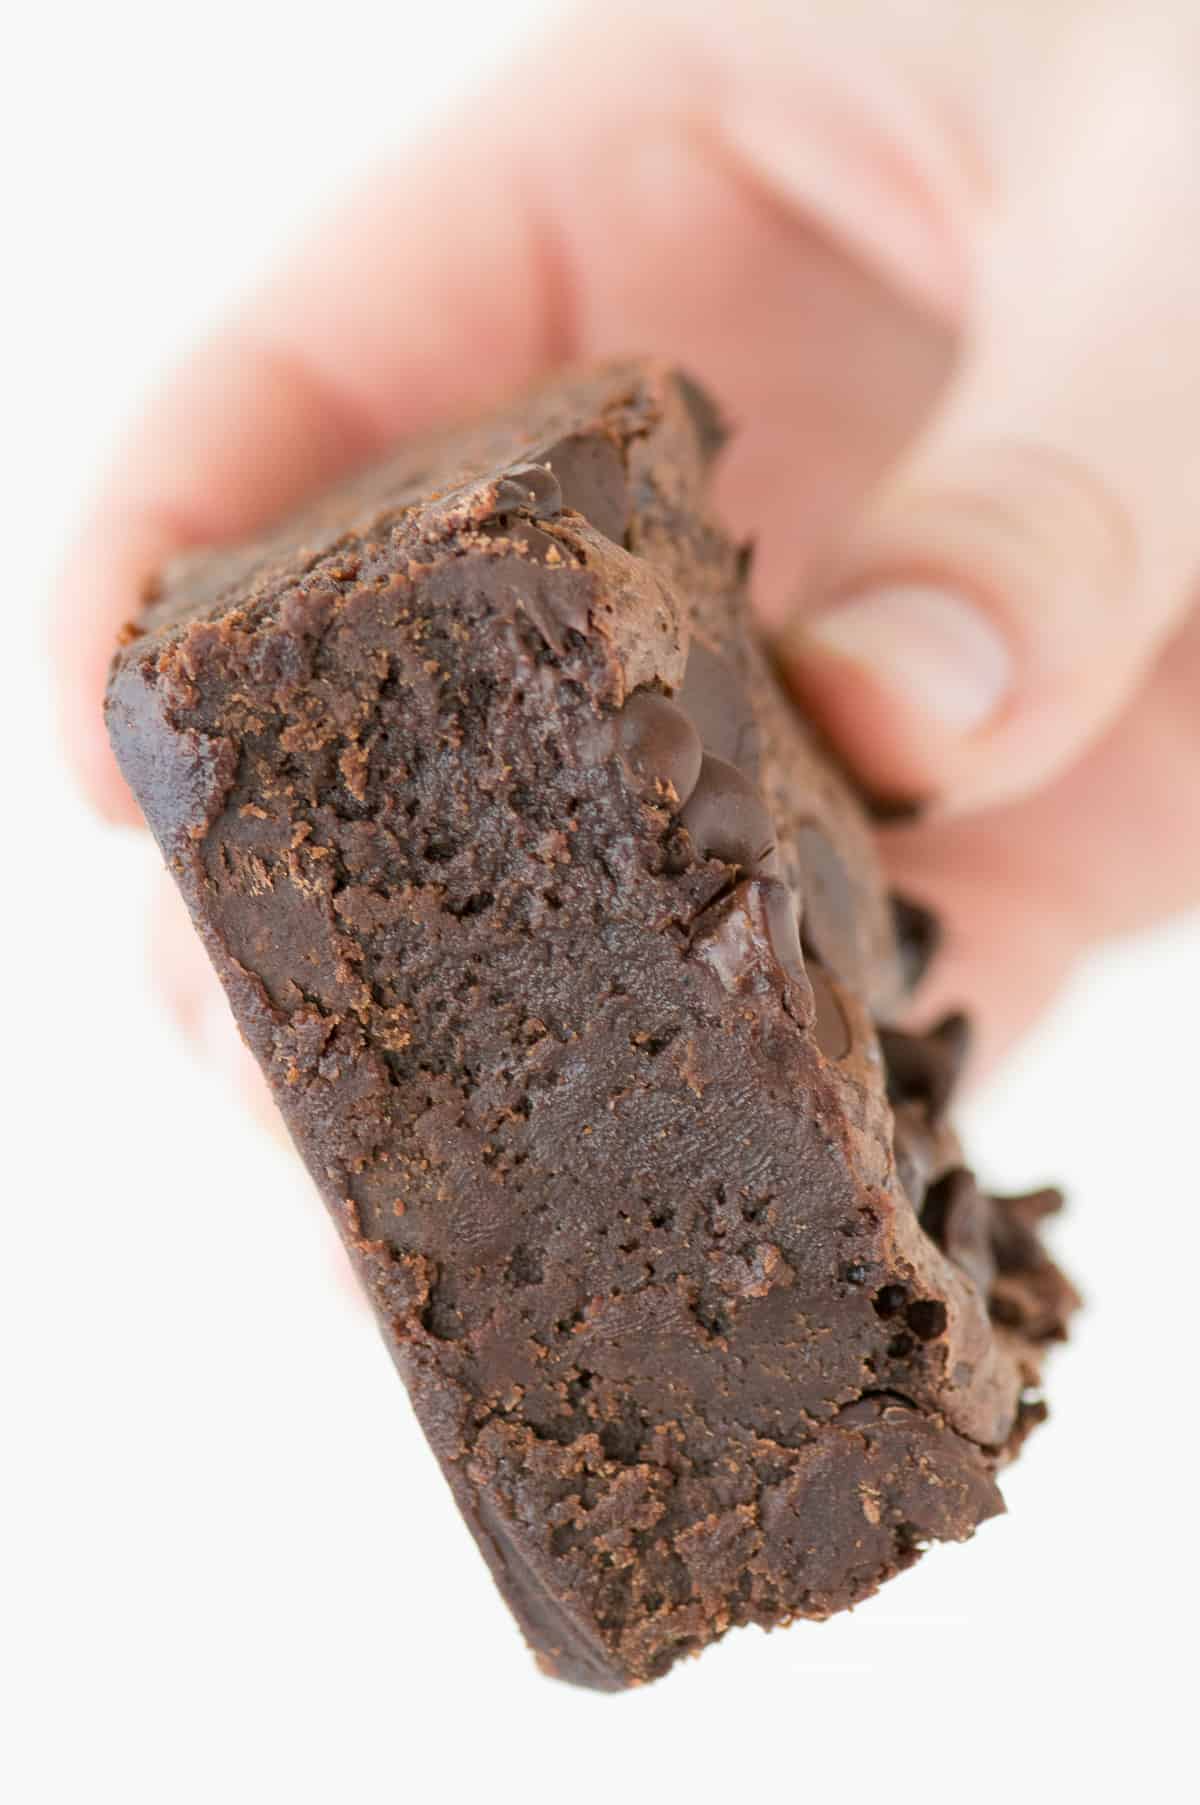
[57,0,1200,1085]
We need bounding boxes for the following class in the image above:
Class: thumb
[776,18,1200,813]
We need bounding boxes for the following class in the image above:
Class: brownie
[106,360,1076,1689]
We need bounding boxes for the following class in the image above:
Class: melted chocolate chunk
[921,1168,995,1295]
[892,1121,925,1206]
[676,639,762,778]
[658,641,805,990]
[905,1298,948,1341]
[758,878,807,985]
[618,691,703,805]
[990,1188,1065,1274]
[989,1189,1077,1340]
[494,462,564,519]
[692,877,808,994]
[675,371,729,463]
[879,1013,971,1121]
[796,822,860,984]
[541,432,629,545]
[891,1102,937,1207]
[808,963,851,1060]
[680,754,779,876]
[890,892,941,993]
[635,639,799,988]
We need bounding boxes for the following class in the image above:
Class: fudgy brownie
[106,361,1075,1689]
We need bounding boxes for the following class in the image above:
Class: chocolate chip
[655,638,807,989]
[878,1012,970,1121]
[690,878,807,994]
[889,892,941,993]
[921,1167,969,1242]
[873,1283,908,1318]
[920,1168,995,1295]
[808,963,851,1061]
[618,691,703,806]
[905,1299,948,1341]
[994,1187,1065,1230]
[494,462,563,519]
[674,371,729,463]
[680,754,779,876]
[540,433,629,545]
[987,1198,1079,1340]
[989,1189,1064,1275]
[796,822,860,984]
[891,1104,936,1206]
[676,639,763,778]
[758,878,806,984]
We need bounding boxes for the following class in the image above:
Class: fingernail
[805,584,1013,734]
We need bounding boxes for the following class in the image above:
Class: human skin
[56,0,1200,1090]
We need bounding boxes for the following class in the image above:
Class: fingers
[777,431,1151,812]
[777,10,1200,811]
[522,3,960,609]
[882,595,1200,1073]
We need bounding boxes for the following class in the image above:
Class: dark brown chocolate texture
[889,892,942,994]
[105,360,1075,1690]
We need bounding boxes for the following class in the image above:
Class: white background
[3,3,1196,1800]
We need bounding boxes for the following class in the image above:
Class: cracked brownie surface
[107,360,1076,1689]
